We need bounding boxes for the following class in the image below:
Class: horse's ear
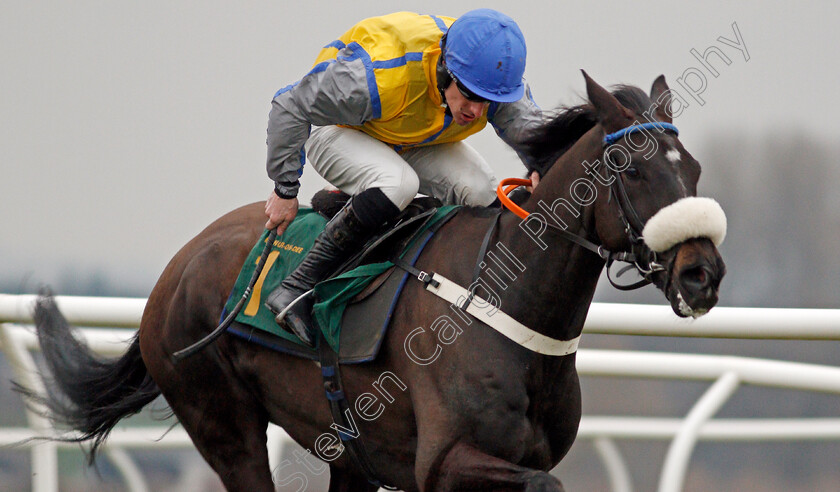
[650,74,673,124]
[582,70,634,133]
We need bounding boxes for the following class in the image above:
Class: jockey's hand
[526,170,541,192]
[265,192,299,236]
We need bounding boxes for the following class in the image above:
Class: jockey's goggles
[446,66,489,103]
[455,78,490,103]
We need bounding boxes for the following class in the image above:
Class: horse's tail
[14,293,161,463]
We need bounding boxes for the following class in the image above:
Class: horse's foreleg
[424,442,564,492]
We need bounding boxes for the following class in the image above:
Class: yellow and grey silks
[267,12,543,198]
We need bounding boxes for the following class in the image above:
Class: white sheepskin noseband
[642,197,727,253]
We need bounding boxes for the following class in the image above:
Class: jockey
[264,9,543,346]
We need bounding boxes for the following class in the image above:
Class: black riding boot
[265,193,395,347]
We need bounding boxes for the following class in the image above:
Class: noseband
[498,122,679,290]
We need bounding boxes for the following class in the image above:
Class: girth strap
[311,207,461,489]
[317,331,398,490]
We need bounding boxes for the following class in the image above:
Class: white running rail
[2,294,839,492]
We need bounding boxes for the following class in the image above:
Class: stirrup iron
[273,289,314,324]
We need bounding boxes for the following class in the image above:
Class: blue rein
[603,122,679,146]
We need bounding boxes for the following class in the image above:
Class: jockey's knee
[379,167,420,211]
[454,173,497,207]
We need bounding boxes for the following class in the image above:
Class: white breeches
[304,125,498,210]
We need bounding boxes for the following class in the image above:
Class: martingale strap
[466,210,502,309]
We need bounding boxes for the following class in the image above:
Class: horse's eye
[625,166,640,179]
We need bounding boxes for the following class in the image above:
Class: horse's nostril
[681,265,710,291]
[695,268,707,286]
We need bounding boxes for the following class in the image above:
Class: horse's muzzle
[665,237,726,318]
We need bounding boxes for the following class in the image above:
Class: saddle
[225,191,459,363]
[220,191,461,490]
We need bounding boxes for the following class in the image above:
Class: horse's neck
[525,125,603,219]
[495,127,606,341]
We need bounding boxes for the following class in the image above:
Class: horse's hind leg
[160,369,274,491]
[328,465,380,492]
[158,365,274,491]
[146,341,274,492]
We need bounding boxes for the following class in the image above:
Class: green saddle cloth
[224,206,457,352]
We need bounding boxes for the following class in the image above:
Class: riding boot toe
[274,298,315,347]
[283,310,315,348]
[265,285,306,317]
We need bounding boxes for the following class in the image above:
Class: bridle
[498,121,680,290]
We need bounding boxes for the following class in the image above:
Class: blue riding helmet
[444,9,527,103]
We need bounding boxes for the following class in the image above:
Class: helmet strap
[436,32,452,107]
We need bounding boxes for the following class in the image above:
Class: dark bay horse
[23,73,725,491]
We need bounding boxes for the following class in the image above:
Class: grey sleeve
[488,83,545,168]
[266,50,374,197]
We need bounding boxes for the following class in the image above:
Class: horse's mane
[520,85,653,177]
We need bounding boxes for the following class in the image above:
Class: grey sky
[1,0,837,294]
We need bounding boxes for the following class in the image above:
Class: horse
[20,72,726,491]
